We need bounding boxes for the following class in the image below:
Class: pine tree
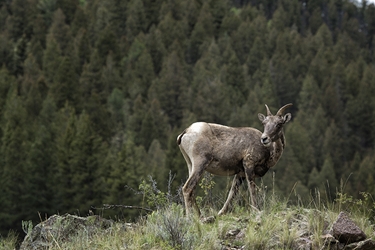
[70,110,108,213]
[133,48,155,98]
[57,0,79,25]
[187,3,214,64]
[246,36,265,76]
[285,118,315,183]
[323,121,347,174]
[346,65,375,149]
[43,35,62,87]
[104,137,147,219]
[0,67,14,120]
[148,50,188,126]
[95,27,120,64]
[0,90,30,233]
[48,8,72,54]
[165,131,187,192]
[318,156,338,199]
[276,146,309,199]
[70,6,87,36]
[24,122,55,220]
[107,87,128,129]
[53,105,77,212]
[146,139,167,188]
[231,19,255,64]
[50,55,80,109]
[220,7,241,35]
[125,0,147,41]
[146,26,166,74]
[157,11,186,50]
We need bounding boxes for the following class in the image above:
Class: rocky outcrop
[332,212,367,244]
[323,212,375,250]
[20,214,113,250]
[19,211,374,250]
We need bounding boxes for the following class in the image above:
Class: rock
[226,228,240,237]
[20,214,113,250]
[332,212,367,244]
[322,233,339,246]
[201,215,215,224]
[294,237,312,250]
[344,239,375,250]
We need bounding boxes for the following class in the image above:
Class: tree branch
[92,204,153,212]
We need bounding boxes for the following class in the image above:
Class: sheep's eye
[276,123,282,128]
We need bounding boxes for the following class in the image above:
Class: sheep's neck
[268,131,285,168]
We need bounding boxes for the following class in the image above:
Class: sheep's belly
[205,161,243,176]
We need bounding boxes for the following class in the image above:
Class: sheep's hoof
[201,216,215,224]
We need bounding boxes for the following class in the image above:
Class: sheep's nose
[261,135,270,146]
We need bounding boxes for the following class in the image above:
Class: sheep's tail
[177,130,186,145]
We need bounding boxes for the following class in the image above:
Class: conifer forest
[0,0,375,236]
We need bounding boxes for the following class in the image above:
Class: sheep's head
[258,104,292,147]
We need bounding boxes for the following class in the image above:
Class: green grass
[3,186,375,249]
[0,231,18,250]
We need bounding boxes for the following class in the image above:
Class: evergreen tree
[50,55,79,109]
[148,50,188,126]
[105,137,147,219]
[318,156,338,199]
[70,6,87,36]
[133,48,155,98]
[49,8,73,54]
[220,6,241,35]
[125,0,147,42]
[57,0,79,25]
[354,154,375,196]
[246,36,265,76]
[70,110,108,213]
[0,90,29,233]
[24,123,55,220]
[146,139,167,187]
[146,26,166,74]
[157,11,186,50]
[0,67,14,120]
[107,87,128,130]
[53,105,77,212]
[231,19,255,64]
[285,118,315,184]
[165,131,187,193]
[43,35,62,87]
[346,65,375,149]
[187,3,214,64]
[95,26,120,64]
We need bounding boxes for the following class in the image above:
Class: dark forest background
[0,0,375,236]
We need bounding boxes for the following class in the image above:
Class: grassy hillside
[2,183,374,250]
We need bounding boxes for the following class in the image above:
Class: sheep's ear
[258,113,266,122]
[283,113,292,123]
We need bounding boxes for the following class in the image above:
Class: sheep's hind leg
[218,173,245,215]
[182,158,208,216]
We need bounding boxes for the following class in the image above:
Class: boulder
[20,214,113,250]
[344,238,375,250]
[332,212,367,244]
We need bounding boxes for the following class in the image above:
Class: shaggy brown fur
[177,104,292,215]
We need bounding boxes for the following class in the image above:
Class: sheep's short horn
[265,104,272,116]
[276,103,293,116]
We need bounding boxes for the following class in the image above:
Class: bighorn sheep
[177,104,292,216]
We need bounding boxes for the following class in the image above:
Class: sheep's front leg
[243,154,258,209]
[244,167,257,208]
[218,173,245,215]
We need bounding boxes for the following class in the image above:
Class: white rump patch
[188,122,207,134]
